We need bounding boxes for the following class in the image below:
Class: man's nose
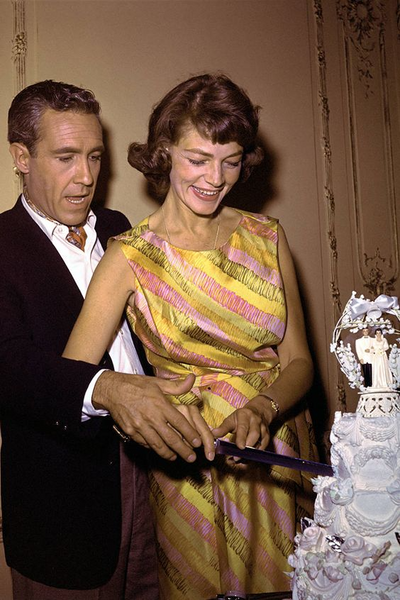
[75,158,94,186]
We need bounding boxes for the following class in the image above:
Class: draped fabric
[115,210,317,598]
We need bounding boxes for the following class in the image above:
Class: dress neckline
[145,208,246,253]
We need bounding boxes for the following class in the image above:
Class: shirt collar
[21,193,97,239]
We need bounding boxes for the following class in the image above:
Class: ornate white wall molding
[337,0,385,99]
[312,0,347,412]
[11,0,26,196]
[12,0,26,95]
[337,0,399,296]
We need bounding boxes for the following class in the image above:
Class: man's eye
[58,156,73,163]
[90,155,102,162]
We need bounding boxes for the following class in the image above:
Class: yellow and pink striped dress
[116,209,316,598]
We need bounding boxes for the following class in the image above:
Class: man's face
[362,328,369,336]
[21,109,104,225]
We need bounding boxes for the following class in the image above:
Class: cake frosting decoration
[289,292,400,599]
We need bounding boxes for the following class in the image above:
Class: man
[355,327,373,387]
[0,80,214,599]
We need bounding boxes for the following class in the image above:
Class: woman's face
[376,330,382,339]
[166,125,243,215]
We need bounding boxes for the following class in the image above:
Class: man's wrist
[81,370,110,419]
[92,370,114,411]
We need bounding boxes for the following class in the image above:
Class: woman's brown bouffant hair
[128,73,264,199]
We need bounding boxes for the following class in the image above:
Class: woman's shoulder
[113,216,150,244]
[232,208,279,232]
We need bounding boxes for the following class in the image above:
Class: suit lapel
[10,200,130,350]
[13,198,86,317]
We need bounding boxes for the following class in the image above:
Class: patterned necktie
[24,187,87,251]
[66,226,87,251]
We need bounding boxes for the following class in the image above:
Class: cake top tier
[331,292,400,399]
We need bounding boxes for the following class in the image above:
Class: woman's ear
[9,142,31,174]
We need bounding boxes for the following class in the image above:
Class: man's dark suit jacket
[0,197,132,589]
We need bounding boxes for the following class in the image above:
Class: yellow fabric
[116,210,317,598]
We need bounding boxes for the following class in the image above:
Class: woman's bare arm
[63,241,216,461]
[63,241,134,363]
[212,224,313,449]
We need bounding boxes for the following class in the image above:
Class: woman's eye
[188,158,206,166]
[225,161,241,168]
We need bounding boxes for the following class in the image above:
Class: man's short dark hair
[8,80,101,156]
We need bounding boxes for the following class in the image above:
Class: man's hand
[93,371,215,462]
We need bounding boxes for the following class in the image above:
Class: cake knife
[214,439,333,476]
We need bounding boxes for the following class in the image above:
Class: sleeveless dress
[115,209,317,598]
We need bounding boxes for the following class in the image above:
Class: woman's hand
[212,395,277,451]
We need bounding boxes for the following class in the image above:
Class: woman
[64,74,317,598]
[371,328,393,389]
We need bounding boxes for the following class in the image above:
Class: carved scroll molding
[12,0,27,95]
[312,0,347,413]
[1,1,27,538]
[11,0,27,196]
[337,0,399,296]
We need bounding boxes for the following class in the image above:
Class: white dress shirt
[22,195,143,420]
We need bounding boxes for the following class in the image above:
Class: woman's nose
[205,163,224,188]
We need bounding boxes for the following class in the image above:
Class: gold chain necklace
[161,204,220,250]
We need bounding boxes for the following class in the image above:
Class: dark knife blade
[214,439,333,476]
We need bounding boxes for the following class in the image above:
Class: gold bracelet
[258,394,280,416]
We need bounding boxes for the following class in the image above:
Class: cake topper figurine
[331,292,400,416]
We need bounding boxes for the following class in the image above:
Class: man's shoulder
[92,205,131,232]
[0,198,27,239]
[0,198,21,220]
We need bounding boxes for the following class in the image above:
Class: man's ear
[9,143,31,174]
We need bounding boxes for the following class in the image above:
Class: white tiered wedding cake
[289,293,400,599]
